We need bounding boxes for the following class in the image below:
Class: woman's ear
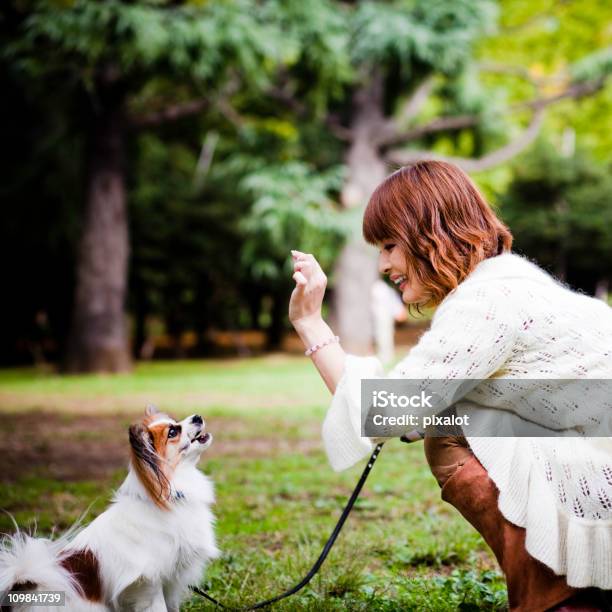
[128,423,170,509]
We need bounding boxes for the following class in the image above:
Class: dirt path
[0,411,321,483]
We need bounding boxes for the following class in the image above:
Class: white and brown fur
[0,406,219,611]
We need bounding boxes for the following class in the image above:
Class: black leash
[190,443,384,610]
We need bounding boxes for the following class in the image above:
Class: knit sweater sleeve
[322,281,519,472]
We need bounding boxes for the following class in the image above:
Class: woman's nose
[378,251,390,275]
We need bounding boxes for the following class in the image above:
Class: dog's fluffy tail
[0,530,78,596]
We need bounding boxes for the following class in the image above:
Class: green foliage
[483,0,612,67]
[3,0,612,363]
[475,0,612,164]
[9,0,287,89]
[394,569,507,611]
[240,162,348,282]
[435,65,510,157]
[129,132,247,335]
[500,141,612,290]
[4,0,331,349]
[265,0,353,114]
[351,1,498,76]
[571,47,612,83]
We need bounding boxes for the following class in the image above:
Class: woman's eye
[168,427,178,439]
[384,243,396,252]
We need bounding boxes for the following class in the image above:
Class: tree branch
[268,84,353,140]
[129,98,209,129]
[477,61,538,83]
[517,77,605,111]
[217,98,245,129]
[325,115,354,141]
[385,106,545,172]
[477,61,574,93]
[378,76,436,143]
[400,75,437,122]
[127,74,244,130]
[268,84,305,114]
[193,131,219,191]
[381,76,605,149]
[381,113,481,146]
[498,10,556,34]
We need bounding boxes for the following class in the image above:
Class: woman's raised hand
[288,250,327,326]
[288,250,345,393]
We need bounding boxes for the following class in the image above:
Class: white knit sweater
[322,252,612,588]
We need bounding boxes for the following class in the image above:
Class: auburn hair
[363,160,513,308]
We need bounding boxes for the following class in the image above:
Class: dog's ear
[128,423,170,510]
[144,405,159,418]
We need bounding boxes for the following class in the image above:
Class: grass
[0,355,507,610]
[0,356,330,417]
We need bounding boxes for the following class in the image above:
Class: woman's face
[377,240,425,304]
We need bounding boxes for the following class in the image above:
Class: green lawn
[0,356,507,610]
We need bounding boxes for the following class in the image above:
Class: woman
[288,160,612,612]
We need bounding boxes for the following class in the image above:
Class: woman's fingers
[291,250,326,288]
[291,250,315,263]
[293,271,307,286]
[289,250,326,325]
[293,261,324,285]
[292,251,322,271]
[293,260,312,273]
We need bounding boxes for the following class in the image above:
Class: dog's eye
[168,426,178,439]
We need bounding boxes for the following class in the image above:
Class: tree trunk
[65,72,131,373]
[332,73,388,354]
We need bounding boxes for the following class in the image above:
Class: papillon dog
[0,406,219,611]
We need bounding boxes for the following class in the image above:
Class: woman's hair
[363,160,513,308]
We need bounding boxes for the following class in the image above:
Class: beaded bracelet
[305,335,340,357]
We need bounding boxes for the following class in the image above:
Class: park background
[1,1,611,609]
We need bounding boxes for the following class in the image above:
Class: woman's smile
[379,242,423,304]
[389,273,408,292]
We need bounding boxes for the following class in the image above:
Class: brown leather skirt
[423,435,608,612]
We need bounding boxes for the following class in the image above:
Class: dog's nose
[191,415,203,425]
